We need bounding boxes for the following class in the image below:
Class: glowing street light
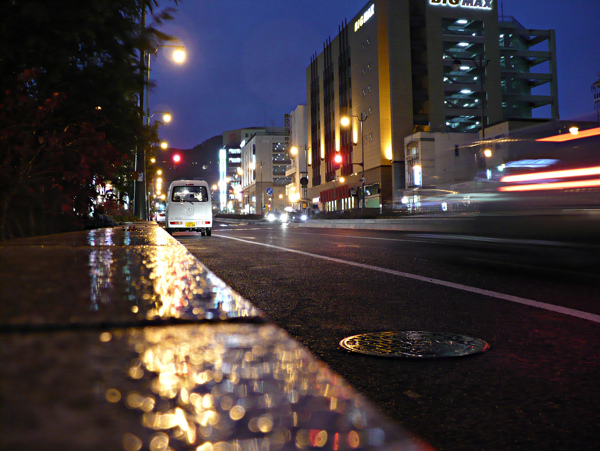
[172,48,186,64]
[160,141,168,150]
[150,111,172,123]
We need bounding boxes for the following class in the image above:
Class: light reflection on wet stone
[139,245,263,322]
[1,225,424,449]
[79,236,264,323]
[104,323,414,450]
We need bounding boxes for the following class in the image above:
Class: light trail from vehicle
[535,126,600,142]
[500,165,600,183]
[499,179,600,192]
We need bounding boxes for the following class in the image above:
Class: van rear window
[172,186,209,202]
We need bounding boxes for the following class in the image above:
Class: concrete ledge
[0,223,427,450]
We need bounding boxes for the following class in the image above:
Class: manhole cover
[339,331,490,358]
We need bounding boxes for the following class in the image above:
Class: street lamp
[248,161,264,214]
[341,113,368,213]
[134,42,186,220]
[331,176,345,212]
[150,111,172,124]
[290,145,310,208]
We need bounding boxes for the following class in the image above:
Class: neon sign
[429,0,493,10]
[354,4,375,32]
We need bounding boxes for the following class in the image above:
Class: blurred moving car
[287,210,308,222]
[266,209,308,223]
[266,210,288,223]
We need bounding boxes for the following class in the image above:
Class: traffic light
[333,153,343,169]
[172,153,181,164]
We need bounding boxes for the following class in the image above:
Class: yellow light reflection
[110,323,400,448]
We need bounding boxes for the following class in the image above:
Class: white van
[165,180,213,236]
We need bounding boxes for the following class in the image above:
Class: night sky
[149,0,600,150]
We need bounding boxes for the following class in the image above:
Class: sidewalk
[0,223,428,450]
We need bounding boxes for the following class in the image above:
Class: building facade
[239,128,291,214]
[306,0,558,210]
[285,105,310,207]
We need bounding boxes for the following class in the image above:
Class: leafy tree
[0,0,179,239]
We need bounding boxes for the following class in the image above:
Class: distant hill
[156,136,222,189]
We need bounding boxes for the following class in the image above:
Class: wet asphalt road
[176,221,600,450]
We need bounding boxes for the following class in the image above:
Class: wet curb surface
[0,223,428,450]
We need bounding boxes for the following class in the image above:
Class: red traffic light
[172,154,181,163]
[333,153,343,169]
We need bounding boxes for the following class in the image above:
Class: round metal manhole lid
[340,331,490,358]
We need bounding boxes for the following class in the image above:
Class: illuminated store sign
[429,0,493,9]
[354,4,375,32]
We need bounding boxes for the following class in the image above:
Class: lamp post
[332,176,345,212]
[290,145,310,204]
[249,161,264,214]
[134,43,185,220]
[341,113,368,213]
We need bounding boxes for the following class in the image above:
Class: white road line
[217,227,273,232]
[282,230,427,243]
[215,234,600,324]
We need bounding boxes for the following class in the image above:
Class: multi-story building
[306,0,558,210]
[285,105,310,207]
[239,128,292,214]
[219,127,271,212]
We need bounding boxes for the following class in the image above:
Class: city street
[177,220,600,450]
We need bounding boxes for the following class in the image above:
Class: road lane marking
[215,234,600,324]
[217,227,271,232]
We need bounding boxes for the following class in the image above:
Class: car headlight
[280,213,289,222]
[267,213,276,221]
[300,214,308,221]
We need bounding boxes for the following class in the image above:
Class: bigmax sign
[429,0,493,9]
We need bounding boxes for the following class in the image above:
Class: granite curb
[0,223,429,450]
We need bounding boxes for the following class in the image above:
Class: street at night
[3,1,600,449]
[177,219,600,450]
